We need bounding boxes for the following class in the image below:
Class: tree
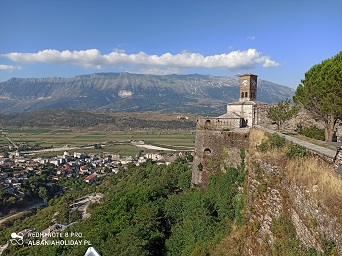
[267,99,300,131]
[38,186,49,203]
[0,188,5,203]
[294,51,342,141]
[7,196,17,205]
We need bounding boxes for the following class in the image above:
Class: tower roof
[239,72,258,77]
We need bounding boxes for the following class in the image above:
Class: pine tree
[294,51,342,141]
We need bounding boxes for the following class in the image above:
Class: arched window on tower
[245,92,248,98]
[241,92,244,98]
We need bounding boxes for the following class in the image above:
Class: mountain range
[0,72,295,116]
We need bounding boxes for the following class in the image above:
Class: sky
[0,0,341,88]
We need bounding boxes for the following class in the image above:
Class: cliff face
[192,125,342,254]
[245,128,342,255]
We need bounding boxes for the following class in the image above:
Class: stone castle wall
[192,109,341,188]
[256,106,325,132]
[256,105,342,141]
[196,117,242,131]
[191,127,249,187]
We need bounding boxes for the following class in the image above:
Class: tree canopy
[1,155,248,256]
[293,51,342,141]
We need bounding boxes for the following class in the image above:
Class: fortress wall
[191,127,249,187]
[196,117,242,130]
[255,104,329,133]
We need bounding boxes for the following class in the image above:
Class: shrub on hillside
[286,143,310,159]
[298,126,325,141]
[257,134,285,152]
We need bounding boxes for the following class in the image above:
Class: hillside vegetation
[1,154,248,255]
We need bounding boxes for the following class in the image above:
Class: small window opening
[204,148,212,155]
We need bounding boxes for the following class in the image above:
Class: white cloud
[0,64,22,70]
[262,58,280,68]
[247,36,256,40]
[2,48,279,71]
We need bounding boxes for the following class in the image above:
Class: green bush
[298,126,325,141]
[257,134,285,152]
[234,193,245,226]
[306,248,318,256]
[323,240,337,256]
[257,140,269,152]
[286,143,310,159]
[269,134,286,148]
[271,216,303,255]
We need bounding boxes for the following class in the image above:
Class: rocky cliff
[245,128,342,255]
[192,125,342,255]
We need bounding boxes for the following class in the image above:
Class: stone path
[254,125,339,159]
[70,193,103,219]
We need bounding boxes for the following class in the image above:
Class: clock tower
[239,72,257,102]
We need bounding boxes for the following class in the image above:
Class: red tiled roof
[84,173,97,181]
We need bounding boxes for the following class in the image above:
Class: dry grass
[286,157,342,218]
[248,128,266,153]
[249,129,288,168]
[210,225,246,256]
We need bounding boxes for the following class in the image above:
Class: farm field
[0,129,195,157]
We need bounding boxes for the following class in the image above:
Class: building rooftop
[217,112,243,119]
[84,173,97,181]
[228,100,270,105]
[239,72,258,77]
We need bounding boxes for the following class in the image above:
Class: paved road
[134,143,176,151]
[254,125,338,159]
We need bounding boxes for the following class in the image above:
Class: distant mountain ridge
[0,72,294,115]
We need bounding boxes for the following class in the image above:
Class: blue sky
[0,0,341,88]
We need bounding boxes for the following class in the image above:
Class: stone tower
[239,73,258,102]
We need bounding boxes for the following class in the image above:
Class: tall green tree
[294,52,342,141]
[0,188,5,203]
[266,99,300,131]
[38,186,48,203]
